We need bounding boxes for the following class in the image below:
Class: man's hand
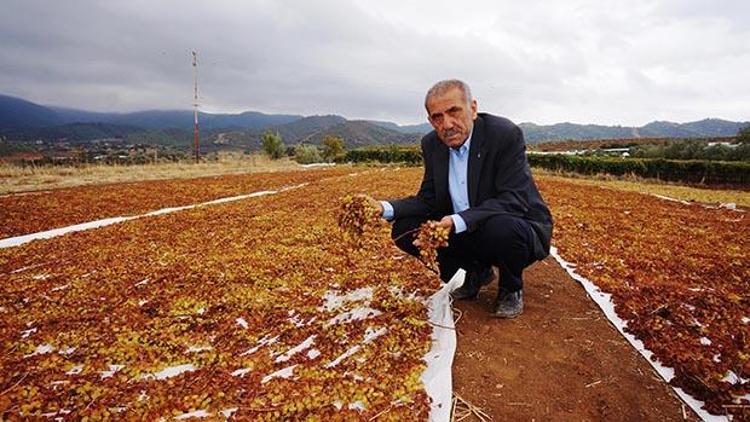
[354,194,383,217]
[436,216,454,232]
[413,216,453,247]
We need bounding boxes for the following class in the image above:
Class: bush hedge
[527,154,750,185]
[339,145,422,165]
[340,146,749,185]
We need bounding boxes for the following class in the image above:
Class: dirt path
[452,257,699,421]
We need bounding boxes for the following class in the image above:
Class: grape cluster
[415,222,450,272]
[336,195,381,245]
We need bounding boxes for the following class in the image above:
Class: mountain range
[1,94,747,148]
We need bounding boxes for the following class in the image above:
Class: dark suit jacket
[390,113,553,260]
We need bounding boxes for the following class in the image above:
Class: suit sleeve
[457,125,532,231]
[389,137,436,218]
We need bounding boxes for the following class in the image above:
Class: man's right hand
[354,194,383,217]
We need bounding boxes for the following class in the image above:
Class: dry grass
[451,394,492,421]
[4,157,745,208]
[0,153,323,194]
[534,168,750,208]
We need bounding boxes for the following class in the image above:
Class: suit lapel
[467,116,485,206]
[433,141,450,213]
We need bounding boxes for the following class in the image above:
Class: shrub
[293,144,322,164]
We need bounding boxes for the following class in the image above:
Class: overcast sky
[1,0,748,126]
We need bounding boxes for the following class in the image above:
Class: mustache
[441,128,461,138]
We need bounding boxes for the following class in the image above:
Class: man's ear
[470,99,478,119]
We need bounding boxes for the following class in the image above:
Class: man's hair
[424,79,473,111]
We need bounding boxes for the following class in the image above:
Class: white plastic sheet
[421,269,465,422]
[551,246,727,422]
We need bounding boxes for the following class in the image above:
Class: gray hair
[424,79,473,110]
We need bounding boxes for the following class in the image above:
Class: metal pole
[192,51,200,163]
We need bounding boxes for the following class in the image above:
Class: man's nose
[442,116,455,129]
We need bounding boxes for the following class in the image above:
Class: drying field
[0,169,440,420]
[0,166,352,239]
[536,177,749,417]
[0,166,748,419]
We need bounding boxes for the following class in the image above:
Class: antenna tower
[192,51,200,163]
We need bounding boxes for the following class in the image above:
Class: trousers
[391,214,540,292]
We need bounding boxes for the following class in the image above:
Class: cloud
[0,0,747,125]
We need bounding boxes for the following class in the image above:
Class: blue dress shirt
[381,132,472,234]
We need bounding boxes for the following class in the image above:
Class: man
[364,79,553,318]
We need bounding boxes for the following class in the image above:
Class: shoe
[451,266,498,300]
[492,289,523,318]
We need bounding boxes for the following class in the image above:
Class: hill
[367,120,432,134]
[0,94,302,131]
[298,120,420,147]
[208,118,417,151]
[0,94,63,128]
[270,115,348,141]
[521,118,748,143]
[49,108,302,131]
[1,122,143,143]
[520,122,635,142]
[639,119,747,138]
[374,118,749,143]
[1,93,747,146]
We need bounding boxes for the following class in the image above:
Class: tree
[260,130,285,159]
[738,125,750,144]
[321,135,345,162]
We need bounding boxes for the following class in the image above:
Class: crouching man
[362,79,552,318]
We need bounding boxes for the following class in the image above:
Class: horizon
[3,91,746,129]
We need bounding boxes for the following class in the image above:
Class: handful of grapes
[336,195,381,245]
[337,196,450,273]
[415,221,450,273]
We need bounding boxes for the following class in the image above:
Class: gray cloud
[1,0,748,125]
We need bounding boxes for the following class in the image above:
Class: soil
[451,257,700,421]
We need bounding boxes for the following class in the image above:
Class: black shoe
[492,289,523,318]
[451,266,498,300]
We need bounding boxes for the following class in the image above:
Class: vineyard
[0,167,748,420]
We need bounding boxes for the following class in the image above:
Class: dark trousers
[391,215,539,292]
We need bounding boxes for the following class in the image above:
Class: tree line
[260,131,345,164]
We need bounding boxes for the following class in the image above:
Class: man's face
[426,87,478,149]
